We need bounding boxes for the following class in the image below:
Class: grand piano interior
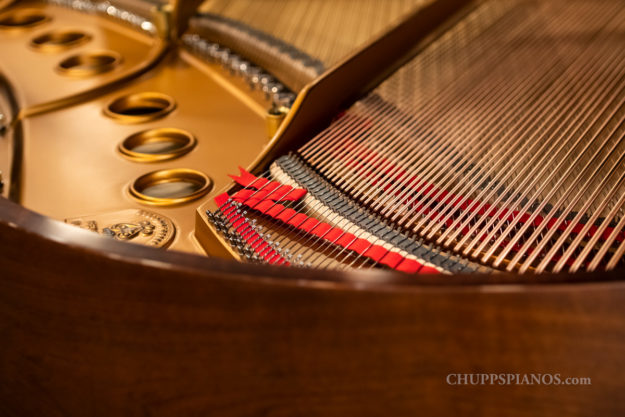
[1,0,624,415]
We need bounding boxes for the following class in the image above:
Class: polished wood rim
[1,196,622,288]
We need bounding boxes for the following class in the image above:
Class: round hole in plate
[119,128,196,162]
[104,92,176,124]
[56,50,121,77]
[130,169,212,206]
[0,10,49,30]
[31,29,91,52]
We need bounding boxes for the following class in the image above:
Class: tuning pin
[218,49,231,65]
[273,92,296,108]
[247,67,263,89]
[238,60,250,75]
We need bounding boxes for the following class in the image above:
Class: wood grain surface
[1,197,624,416]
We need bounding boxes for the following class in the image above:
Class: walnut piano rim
[1,194,623,285]
[2,1,625,415]
[4,191,625,417]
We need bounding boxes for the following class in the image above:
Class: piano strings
[209,0,625,274]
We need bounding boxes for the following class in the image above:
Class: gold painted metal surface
[0,0,16,12]
[56,50,122,77]
[265,106,287,139]
[118,127,196,162]
[17,51,270,253]
[129,168,212,206]
[0,8,49,30]
[104,91,176,123]
[0,1,164,118]
[179,48,268,117]
[30,29,92,52]
[65,208,176,248]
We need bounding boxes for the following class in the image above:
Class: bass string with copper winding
[460,7,625,271]
[298,1,563,252]
[295,0,625,272]
[300,1,538,201]
[410,0,624,272]
[422,12,625,258]
[214,0,625,273]
[219,0,564,270]
[213,1,512,272]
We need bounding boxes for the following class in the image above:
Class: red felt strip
[347,238,372,254]
[229,167,308,202]
[363,245,389,262]
[252,199,274,214]
[277,208,298,223]
[336,232,357,247]
[395,258,423,274]
[218,173,440,274]
[300,218,321,232]
[311,222,332,237]
[379,252,404,269]
[325,227,345,242]
[288,213,309,227]
[266,205,284,218]
[212,194,289,266]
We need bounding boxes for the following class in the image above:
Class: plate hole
[130,169,212,206]
[57,51,121,77]
[31,30,90,52]
[0,10,49,29]
[119,128,196,162]
[142,181,202,199]
[105,92,176,123]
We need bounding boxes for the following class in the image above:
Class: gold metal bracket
[266,106,289,139]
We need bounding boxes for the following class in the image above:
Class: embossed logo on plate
[65,209,175,248]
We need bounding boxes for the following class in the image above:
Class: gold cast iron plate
[65,209,176,248]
